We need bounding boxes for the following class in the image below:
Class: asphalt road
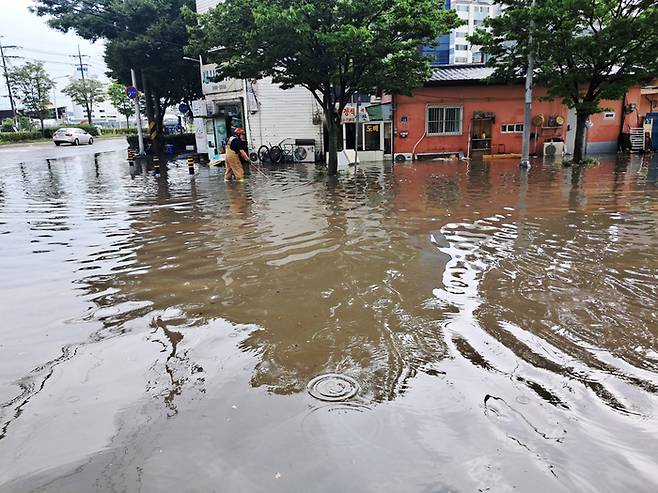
[0,137,128,168]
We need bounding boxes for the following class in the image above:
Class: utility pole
[520,0,536,168]
[131,68,145,155]
[71,45,91,124]
[0,37,21,127]
[354,94,360,170]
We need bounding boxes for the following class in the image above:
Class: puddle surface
[1,151,658,491]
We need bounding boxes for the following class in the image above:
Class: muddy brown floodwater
[1,151,657,492]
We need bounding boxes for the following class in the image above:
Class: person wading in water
[225,128,250,182]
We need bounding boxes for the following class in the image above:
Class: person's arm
[239,149,250,162]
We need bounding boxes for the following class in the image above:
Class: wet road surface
[0,148,657,492]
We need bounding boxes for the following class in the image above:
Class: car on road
[53,128,94,146]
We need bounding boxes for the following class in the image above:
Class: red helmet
[235,128,245,135]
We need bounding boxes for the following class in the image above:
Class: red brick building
[392,65,657,161]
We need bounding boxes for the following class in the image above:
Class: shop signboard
[201,64,243,95]
[341,104,370,124]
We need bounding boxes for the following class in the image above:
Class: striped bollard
[128,148,136,173]
[187,156,195,175]
[153,155,160,176]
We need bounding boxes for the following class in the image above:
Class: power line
[0,37,21,123]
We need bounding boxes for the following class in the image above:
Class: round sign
[178,103,190,114]
[126,86,138,100]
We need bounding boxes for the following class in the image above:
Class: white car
[53,128,94,146]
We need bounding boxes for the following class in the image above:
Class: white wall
[196,0,221,14]
[246,78,323,152]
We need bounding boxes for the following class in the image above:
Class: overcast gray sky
[1,0,108,111]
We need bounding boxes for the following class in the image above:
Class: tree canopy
[8,62,55,133]
[62,78,106,125]
[32,0,201,134]
[187,0,459,174]
[471,0,658,162]
[107,81,136,128]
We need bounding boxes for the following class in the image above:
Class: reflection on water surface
[1,152,657,492]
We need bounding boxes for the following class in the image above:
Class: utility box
[646,113,658,151]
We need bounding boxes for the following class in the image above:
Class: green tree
[1,118,14,132]
[32,0,202,145]
[470,0,658,163]
[107,80,135,128]
[17,115,35,131]
[8,62,55,134]
[62,77,106,126]
[187,0,459,174]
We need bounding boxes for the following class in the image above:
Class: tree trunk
[325,108,339,175]
[126,115,130,129]
[573,113,589,164]
[39,118,44,135]
[86,104,93,126]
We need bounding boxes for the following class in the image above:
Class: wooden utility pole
[72,46,92,124]
[0,37,21,127]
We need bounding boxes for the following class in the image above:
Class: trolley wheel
[258,145,271,163]
[269,145,283,164]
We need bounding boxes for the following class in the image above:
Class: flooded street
[1,145,657,492]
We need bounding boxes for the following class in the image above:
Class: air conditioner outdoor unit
[394,153,413,163]
[294,139,316,163]
[543,141,565,157]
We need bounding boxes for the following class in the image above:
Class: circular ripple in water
[307,374,360,402]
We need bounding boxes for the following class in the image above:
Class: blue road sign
[126,86,138,100]
[178,103,190,114]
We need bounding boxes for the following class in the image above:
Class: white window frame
[426,105,463,136]
[501,123,524,133]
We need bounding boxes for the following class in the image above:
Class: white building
[194,0,327,162]
[194,0,394,163]
[451,0,502,64]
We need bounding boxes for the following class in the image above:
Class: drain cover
[307,374,360,402]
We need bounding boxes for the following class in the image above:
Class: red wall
[394,84,633,156]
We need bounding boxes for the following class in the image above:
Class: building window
[364,124,381,151]
[472,52,484,63]
[455,57,468,63]
[455,31,467,39]
[454,5,469,12]
[473,19,484,27]
[477,6,489,14]
[603,112,616,120]
[427,106,463,135]
[455,44,469,51]
[501,123,524,133]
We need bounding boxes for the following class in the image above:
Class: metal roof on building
[427,64,497,85]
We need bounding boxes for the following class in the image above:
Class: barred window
[501,123,524,133]
[427,106,463,135]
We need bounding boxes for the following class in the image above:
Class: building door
[471,118,492,151]
[205,120,218,157]
[384,122,392,155]
[364,123,381,151]
[565,108,577,154]
[345,123,357,150]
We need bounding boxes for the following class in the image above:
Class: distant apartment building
[423,0,502,65]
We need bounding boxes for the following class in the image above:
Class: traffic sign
[178,103,190,114]
[126,86,138,100]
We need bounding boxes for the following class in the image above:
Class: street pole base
[520,159,531,168]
